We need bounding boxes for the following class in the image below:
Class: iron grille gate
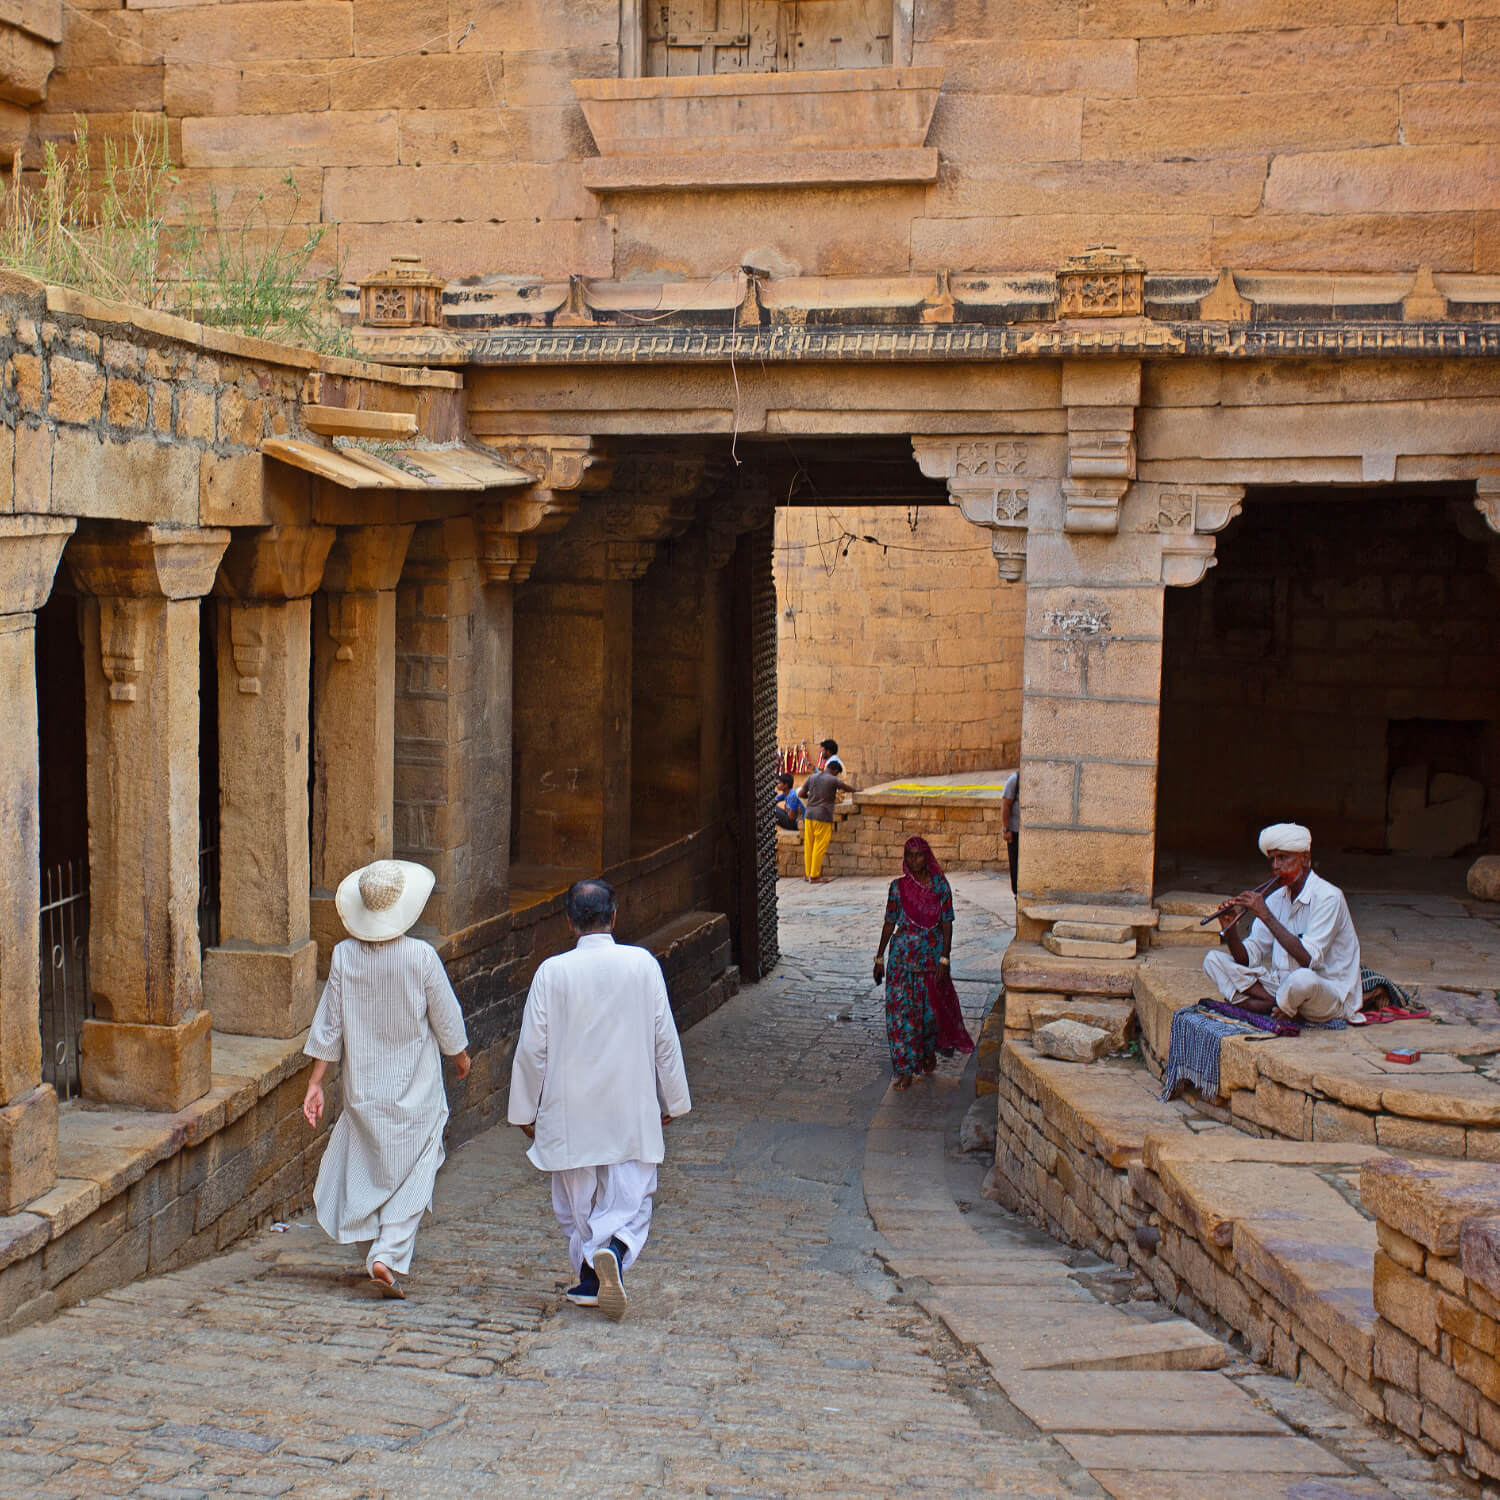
[38,858,90,1100]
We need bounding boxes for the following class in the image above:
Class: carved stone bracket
[1475,473,1500,534]
[705,482,776,570]
[97,597,147,701]
[477,438,616,582]
[912,436,1040,581]
[0,515,75,617]
[228,604,268,695]
[1128,482,1246,587]
[68,524,231,707]
[486,437,614,506]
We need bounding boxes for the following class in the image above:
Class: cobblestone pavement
[0,875,1472,1498]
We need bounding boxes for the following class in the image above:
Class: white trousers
[1202,949,1345,1023]
[366,1206,424,1276]
[551,1160,657,1276]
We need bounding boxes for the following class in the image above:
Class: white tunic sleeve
[304,949,345,1062]
[653,966,692,1119]
[422,944,469,1056]
[508,966,550,1125]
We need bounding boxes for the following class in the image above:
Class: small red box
[1385,1048,1421,1064]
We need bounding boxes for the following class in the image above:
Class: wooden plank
[260,438,382,489]
[301,404,418,439]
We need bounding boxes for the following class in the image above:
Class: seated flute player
[1203,823,1363,1023]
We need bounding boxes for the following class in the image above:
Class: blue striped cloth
[1161,1006,1255,1102]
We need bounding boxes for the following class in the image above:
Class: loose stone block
[1469,855,1500,903]
[1052,919,1135,943]
[1034,1019,1112,1063]
[1042,931,1137,960]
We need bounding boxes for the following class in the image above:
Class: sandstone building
[0,0,1499,1417]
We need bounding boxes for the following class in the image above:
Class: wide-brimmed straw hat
[335,859,435,942]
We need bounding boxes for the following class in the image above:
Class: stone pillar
[1015,479,1241,919]
[513,565,634,874]
[309,524,413,969]
[67,523,230,1112]
[204,525,335,1036]
[0,516,74,1211]
[394,517,512,937]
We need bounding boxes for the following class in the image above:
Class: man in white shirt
[508,877,692,1322]
[1203,822,1362,1023]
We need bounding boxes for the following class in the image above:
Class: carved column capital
[322,524,415,595]
[215,525,337,602]
[1125,481,1246,587]
[485,436,614,497]
[912,435,1051,582]
[67,523,230,602]
[0,515,75,616]
[704,482,775,570]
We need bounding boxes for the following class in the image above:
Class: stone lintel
[215,524,336,602]
[79,1010,212,1114]
[0,516,75,616]
[67,523,230,602]
[0,1084,57,1214]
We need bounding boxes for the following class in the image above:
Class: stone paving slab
[1058,1433,1353,1474]
[1095,1474,1399,1499]
[1001,1369,1284,1433]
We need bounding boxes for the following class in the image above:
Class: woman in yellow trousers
[798,756,855,882]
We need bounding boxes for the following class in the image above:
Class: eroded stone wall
[24,2,1500,281]
[776,504,1021,785]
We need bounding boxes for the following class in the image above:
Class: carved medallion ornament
[1056,247,1146,320]
[358,255,447,328]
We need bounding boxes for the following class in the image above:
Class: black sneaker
[565,1265,600,1306]
[594,1238,628,1323]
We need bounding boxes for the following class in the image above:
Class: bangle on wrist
[937,956,950,966]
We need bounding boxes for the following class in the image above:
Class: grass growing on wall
[0,115,348,353]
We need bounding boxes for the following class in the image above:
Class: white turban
[1258,823,1311,855]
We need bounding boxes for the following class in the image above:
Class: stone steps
[1132,949,1500,1158]
[1130,1130,1386,1409]
[992,1034,1408,1427]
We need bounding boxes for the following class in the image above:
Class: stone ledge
[1361,1156,1500,1260]
[1003,941,1138,998]
[582,147,938,193]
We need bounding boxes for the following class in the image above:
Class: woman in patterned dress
[872,836,972,1090]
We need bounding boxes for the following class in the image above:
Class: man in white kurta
[302,860,470,1296]
[1203,823,1362,1023]
[509,878,691,1322]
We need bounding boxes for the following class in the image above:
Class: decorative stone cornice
[913,436,1056,582]
[353,258,1500,367]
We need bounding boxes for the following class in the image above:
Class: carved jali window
[644,0,896,74]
